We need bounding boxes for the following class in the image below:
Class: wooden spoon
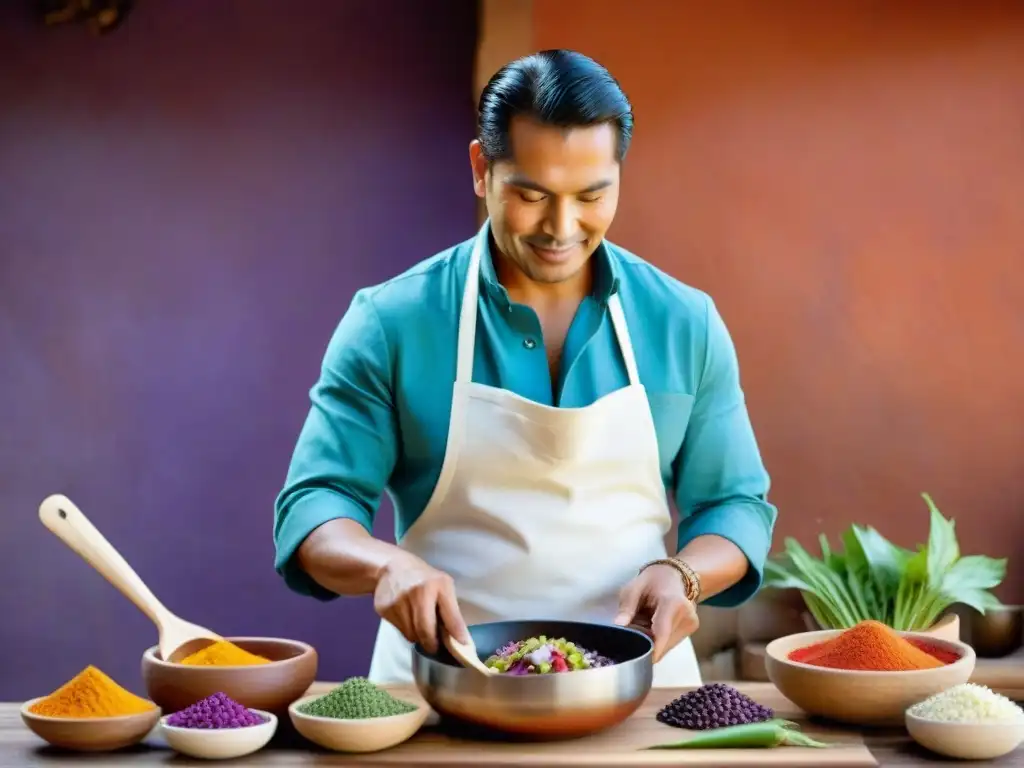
[443,631,497,676]
[39,493,223,663]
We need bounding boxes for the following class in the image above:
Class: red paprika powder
[905,639,961,665]
[787,620,953,671]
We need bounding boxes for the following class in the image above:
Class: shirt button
[523,338,537,350]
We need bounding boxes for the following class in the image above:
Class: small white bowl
[905,711,1024,760]
[288,694,428,753]
[159,709,277,760]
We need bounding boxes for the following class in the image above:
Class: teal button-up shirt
[274,233,778,608]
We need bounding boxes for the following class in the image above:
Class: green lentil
[297,677,418,720]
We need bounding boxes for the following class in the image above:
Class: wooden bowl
[141,637,317,716]
[764,629,976,726]
[160,709,278,760]
[20,698,161,752]
[906,711,1024,760]
[288,693,429,753]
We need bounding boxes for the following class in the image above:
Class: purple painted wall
[0,0,477,699]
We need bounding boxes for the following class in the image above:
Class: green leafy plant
[763,492,1007,631]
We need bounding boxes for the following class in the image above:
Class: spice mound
[908,683,1024,723]
[297,678,418,720]
[657,683,774,730]
[788,620,946,671]
[166,692,265,729]
[28,665,155,718]
[483,635,614,675]
[177,640,271,666]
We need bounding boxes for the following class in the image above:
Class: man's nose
[543,199,578,243]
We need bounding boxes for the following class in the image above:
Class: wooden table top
[2,682,1022,767]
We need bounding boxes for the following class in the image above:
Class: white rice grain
[908,683,1024,723]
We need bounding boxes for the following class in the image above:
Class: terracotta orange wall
[479,0,1024,600]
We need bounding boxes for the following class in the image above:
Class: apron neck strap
[457,223,641,387]
[456,222,488,383]
[606,294,640,385]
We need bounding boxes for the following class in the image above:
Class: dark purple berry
[656,684,773,731]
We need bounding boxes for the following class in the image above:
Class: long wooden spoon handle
[39,493,170,628]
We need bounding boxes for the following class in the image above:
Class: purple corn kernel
[166,692,265,729]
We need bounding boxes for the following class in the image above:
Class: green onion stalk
[645,719,830,750]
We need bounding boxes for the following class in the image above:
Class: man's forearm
[296,518,411,596]
[675,534,750,602]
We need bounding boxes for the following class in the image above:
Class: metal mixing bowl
[411,619,653,740]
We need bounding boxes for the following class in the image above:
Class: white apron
[367,221,701,688]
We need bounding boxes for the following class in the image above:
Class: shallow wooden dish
[160,709,278,760]
[20,698,161,752]
[141,637,317,715]
[288,693,429,753]
[906,710,1024,760]
[764,629,976,726]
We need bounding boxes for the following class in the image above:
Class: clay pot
[738,589,807,643]
[962,605,1024,658]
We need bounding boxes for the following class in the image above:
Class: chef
[273,49,778,687]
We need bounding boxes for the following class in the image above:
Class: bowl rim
[765,627,977,675]
[142,636,316,670]
[287,693,427,725]
[905,709,1024,729]
[159,708,278,734]
[20,696,162,724]
[411,619,655,675]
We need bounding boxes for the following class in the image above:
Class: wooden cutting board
[310,683,877,766]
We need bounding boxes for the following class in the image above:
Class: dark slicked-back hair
[477,49,633,163]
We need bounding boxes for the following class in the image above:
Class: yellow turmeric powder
[178,639,271,666]
[29,666,155,718]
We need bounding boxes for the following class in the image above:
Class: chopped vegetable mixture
[483,635,614,675]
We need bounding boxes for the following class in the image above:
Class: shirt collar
[478,232,621,306]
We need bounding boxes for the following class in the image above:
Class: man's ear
[469,139,488,199]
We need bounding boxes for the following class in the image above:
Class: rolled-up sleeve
[673,297,778,608]
[273,290,397,601]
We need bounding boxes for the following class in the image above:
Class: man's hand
[373,552,470,655]
[614,564,698,663]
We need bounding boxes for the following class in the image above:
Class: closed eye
[518,191,546,203]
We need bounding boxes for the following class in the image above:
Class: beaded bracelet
[639,557,702,603]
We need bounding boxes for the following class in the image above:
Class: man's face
[470,117,620,285]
